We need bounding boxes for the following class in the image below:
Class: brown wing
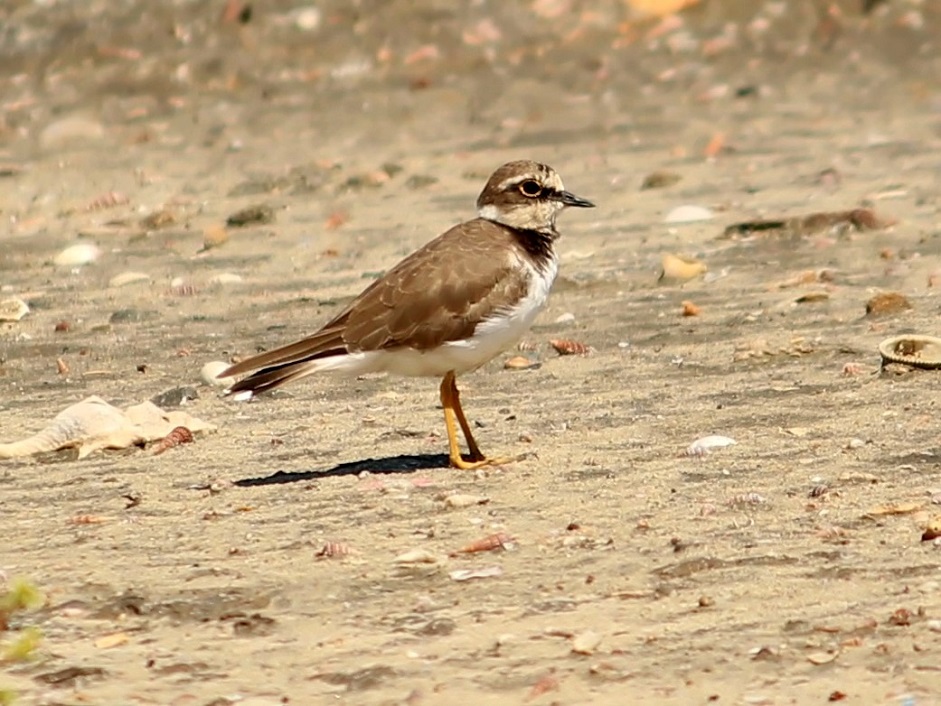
[222,219,529,380]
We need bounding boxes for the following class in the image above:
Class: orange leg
[439,371,514,470]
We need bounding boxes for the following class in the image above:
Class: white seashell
[109,271,151,287]
[0,297,29,322]
[54,243,101,267]
[572,630,603,655]
[444,493,490,509]
[291,6,322,31]
[449,566,503,581]
[394,549,442,565]
[201,361,234,387]
[686,435,737,457]
[208,272,244,286]
[664,204,715,224]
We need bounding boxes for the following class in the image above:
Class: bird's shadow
[233,453,450,487]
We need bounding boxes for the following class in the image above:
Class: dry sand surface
[2,1,941,704]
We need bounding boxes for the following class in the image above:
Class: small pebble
[504,355,540,370]
[54,243,101,267]
[664,204,714,224]
[39,115,105,150]
[109,308,159,324]
[687,435,737,456]
[865,291,912,317]
[571,630,602,655]
[151,386,199,408]
[659,253,707,283]
[109,271,151,287]
[444,493,490,509]
[201,361,234,387]
[291,6,322,31]
[394,549,441,565]
[208,273,244,286]
[554,312,576,324]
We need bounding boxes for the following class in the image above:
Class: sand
[2,1,940,704]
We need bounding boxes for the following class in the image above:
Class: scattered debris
[721,208,894,239]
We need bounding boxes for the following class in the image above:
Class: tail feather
[225,360,321,398]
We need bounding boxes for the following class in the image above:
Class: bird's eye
[518,180,542,197]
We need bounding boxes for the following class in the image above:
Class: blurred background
[1,0,939,163]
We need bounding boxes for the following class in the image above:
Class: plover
[220,160,594,469]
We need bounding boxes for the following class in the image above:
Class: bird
[219,160,594,469]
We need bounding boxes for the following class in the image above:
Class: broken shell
[208,272,244,286]
[449,565,503,581]
[866,291,912,317]
[150,426,194,456]
[54,243,101,267]
[571,630,603,655]
[921,516,941,542]
[659,253,707,283]
[681,300,701,317]
[549,339,593,356]
[202,224,230,250]
[394,549,442,564]
[878,335,941,370]
[85,191,129,211]
[109,271,151,288]
[450,532,514,556]
[0,297,29,322]
[201,361,235,387]
[664,205,714,224]
[443,493,490,509]
[316,542,354,558]
[504,355,540,370]
[686,435,736,456]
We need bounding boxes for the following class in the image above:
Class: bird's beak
[557,190,595,208]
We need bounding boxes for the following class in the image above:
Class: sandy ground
[2,1,941,704]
